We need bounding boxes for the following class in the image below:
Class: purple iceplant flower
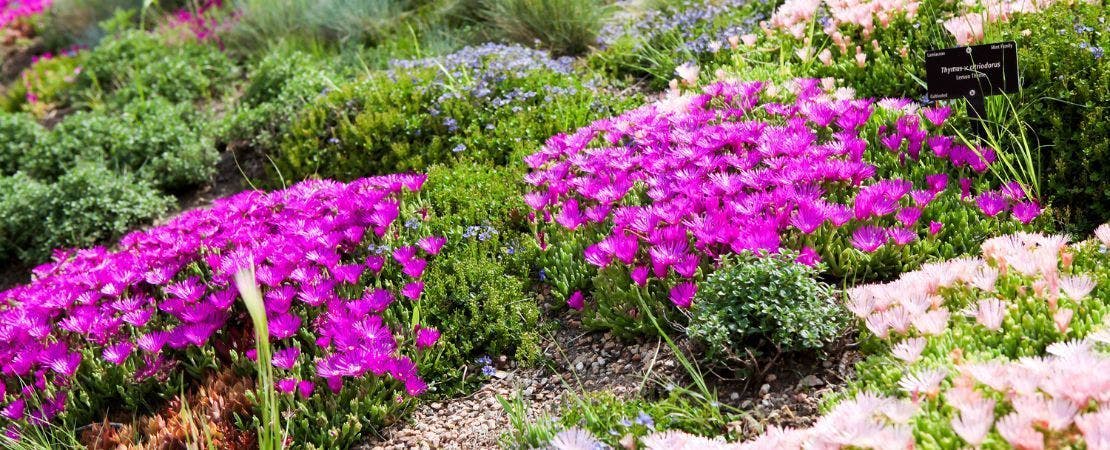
[0,174,446,427]
[524,79,1037,313]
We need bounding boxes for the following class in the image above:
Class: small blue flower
[476,355,492,366]
[453,144,467,153]
[327,137,340,145]
[538,269,547,281]
[634,411,654,428]
[481,365,496,376]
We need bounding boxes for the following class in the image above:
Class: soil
[360,309,859,450]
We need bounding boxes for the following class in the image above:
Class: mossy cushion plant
[688,251,846,359]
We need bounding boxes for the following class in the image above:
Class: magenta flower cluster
[524,79,1038,309]
[0,175,442,429]
[0,0,51,29]
[164,0,226,41]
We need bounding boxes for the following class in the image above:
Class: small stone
[765,374,777,382]
[759,383,770,394]
[799,375,824,388]
[729,392,740,401]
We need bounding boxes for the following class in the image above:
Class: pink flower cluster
[943,0,1091,45]
[524,79,1029,309]
[767,0,920,39]
[0,0,50,30]
[0,175,442,430]
[848,231,1087,341]
[164,0,229,42]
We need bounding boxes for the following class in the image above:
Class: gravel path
[363,318,682,450]
[362,313,858,450]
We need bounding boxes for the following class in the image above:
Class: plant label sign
[925,41,1019,101]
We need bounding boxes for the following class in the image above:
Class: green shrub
[413,162,544,393]
[480,0,610,56]
[75,30,237,105]
[0,173,52,261]
[688,252,846,359]
[0,164,172,263]
[220,48,335,155]
[1012,3,1109,233]
[419,241,542,389]
[273,44,635,183]
[0,113,44,176]
[22,97,217,191]
[421,162,531,232]
[587,0,774,89]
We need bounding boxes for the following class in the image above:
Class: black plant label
[926,42,1019,101]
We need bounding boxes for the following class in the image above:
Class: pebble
[799,375,824,388]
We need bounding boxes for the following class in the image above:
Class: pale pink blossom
[675,62,700,85]
[1054,308,1074,333]
[951,397,995,446]
[996,413,1045,450]
[550,427,603,450]
[912,308,949,335]
[973,298,1006,331]
[892,337,926,363]
[970,266,999,292]
[1076,410,1110,450]
[1096,224,1110,247]
[865,312,891,338]
[899,368,947,399]
[1060,274,1095,301]
[818,48,833,65]
[944,13,985,46]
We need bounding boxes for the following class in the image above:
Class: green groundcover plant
[272,42,636,183]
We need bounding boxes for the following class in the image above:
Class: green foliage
[75,30,237,105]
[220,48,335,155]
[588,0,773,89]
[688,252,846,358]
[36,0,144,49]
[0,164,172,263]
[480,0,610,56]
[0,113,44,176]
[421,162,531,232]
[419,240,543,387]
[585,264,687,337]
[1011,3,1109,233]
[273,54,633,183]
[413,162,544,393]
[23,97,217,191]
[222,0,423,54]
[1,52,84,115]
